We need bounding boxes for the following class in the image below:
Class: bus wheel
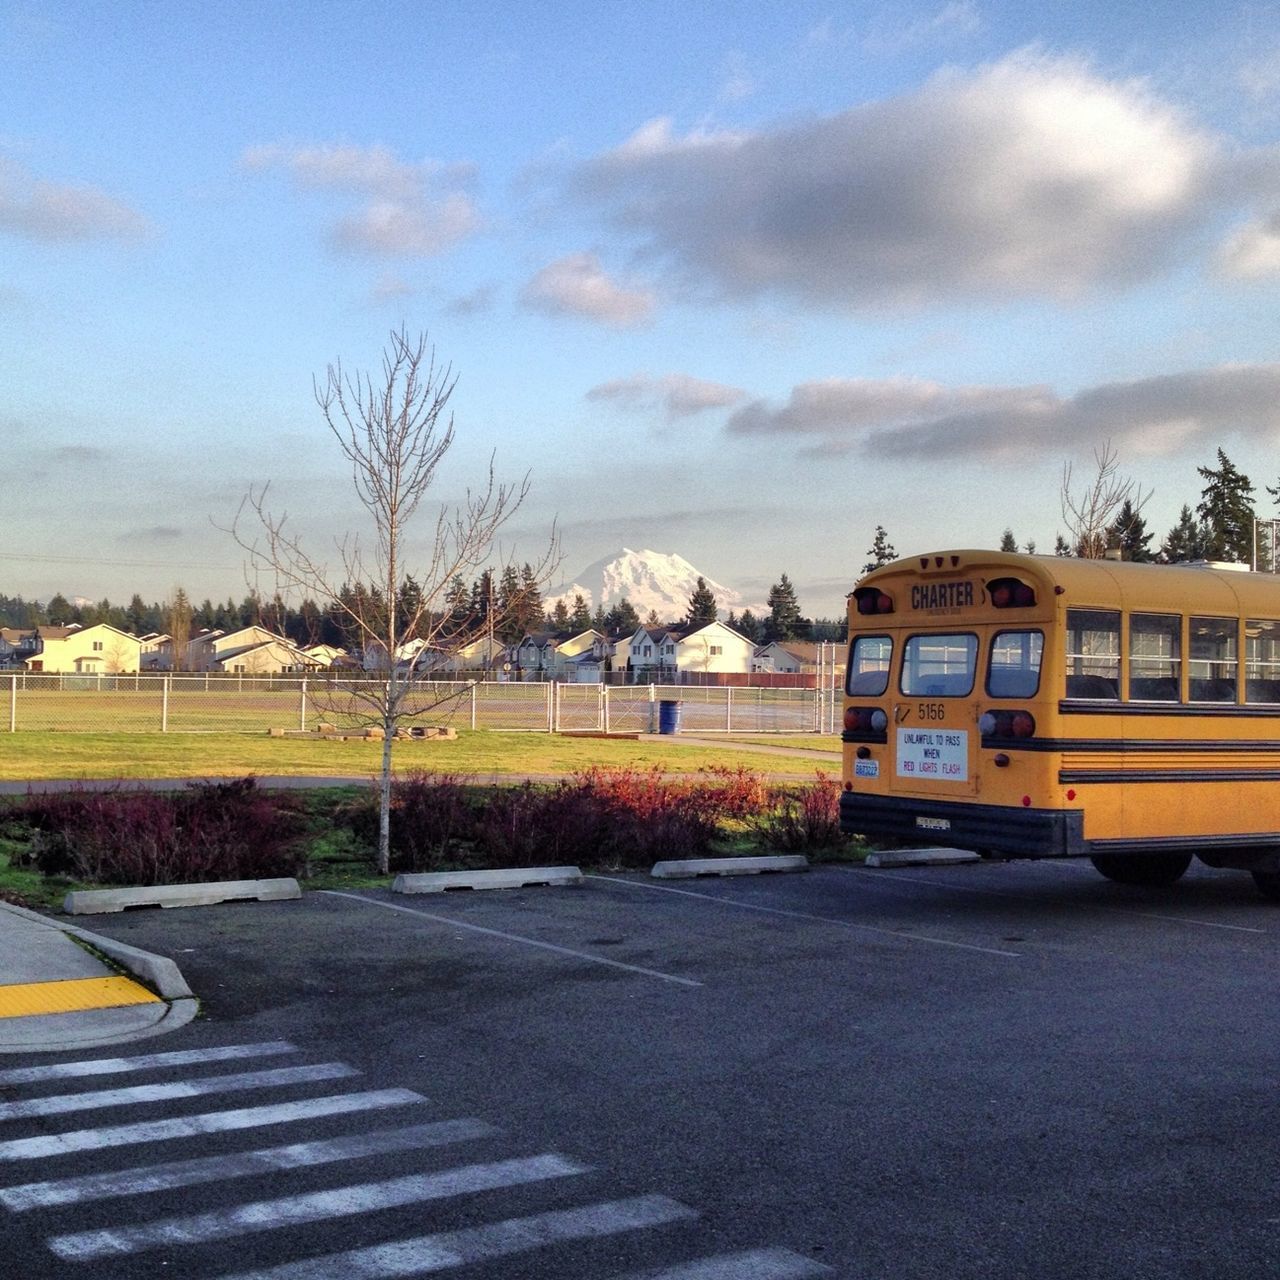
[1251,870,1280,901]
[1089,852,1192,886]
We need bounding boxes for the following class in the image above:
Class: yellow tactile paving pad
[0,977,162,1019]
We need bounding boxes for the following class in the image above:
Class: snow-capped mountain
[545,548,747,623]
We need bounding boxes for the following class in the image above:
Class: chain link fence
[1,672,845,736]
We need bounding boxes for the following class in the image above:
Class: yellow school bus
[841,549,1280,900]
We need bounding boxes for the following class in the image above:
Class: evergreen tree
[442,575,470,637]
[1160,504,1209,563]
[1107,498,1155,562]
[764,574,803,641]
[1197,448,1255,562]
[45,593,72,625]
[569,593,592,631]
[862,526,897,575]
[1053,534,1073,557]
[684,576,718,628]
[735,609,763,643]
[999,529,1018,552]
[550,598,570,629]
[605,597,640,634]
[644,608,661,628]
[513,564,545,637]
[397,576,424,637]
[495,566,525,643]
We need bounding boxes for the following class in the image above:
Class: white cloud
[587,372,747,420]
[572,50,1222,308]
[726,364,1280,461]
[1218,212,1280,278]
[0,157,150,243]
[243,141,478,258]
[521,252,655,327]
[863,1,981,55]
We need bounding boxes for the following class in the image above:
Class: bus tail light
[989,577,1036,608]
[853,587,895,615]
[980,709,1036,740]
[844,706,888,733]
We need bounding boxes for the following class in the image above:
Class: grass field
[0,729,839,783]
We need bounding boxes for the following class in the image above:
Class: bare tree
[1060,441,1151,559]
[235,328,556,874]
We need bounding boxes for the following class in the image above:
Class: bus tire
[1089,852,1192,886]
[1251,870,1280,901]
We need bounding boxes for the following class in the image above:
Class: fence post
[546,682,553,734]
[161,676,170,733]
[300,678,307,732]
[648,682,657,733]
[8,673,15,733]
[470,680,478,731]
[600,683,608,733]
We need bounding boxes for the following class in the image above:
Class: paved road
[4,858,1280,1278]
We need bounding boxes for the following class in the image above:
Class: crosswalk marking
[0,1062,358,1121]
[0,1046,831,1275]
[211,1194,699,1279]
[0,1041,297,1087]
[609,1246,834,1278]
[47,1154,590,1261]
[0,1118,498,1211]
[0,1088,426,1161]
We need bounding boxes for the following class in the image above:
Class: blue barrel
[658,699,683,734]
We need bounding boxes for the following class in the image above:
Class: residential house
[302,644,346,669]
[673,621,756,679]
[187,626,315,674]
[508,629,603,680]
[21,623,142,674]
[0,628,29,668]
[624,620,756,683]
[138,633,171,670]
[416,635,506,675]
[752,640,821,675]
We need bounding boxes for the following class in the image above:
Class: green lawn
[0,729,835,783]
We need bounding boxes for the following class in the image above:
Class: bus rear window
[848,635,892,696]
[900,634,978,697]
[1066,609,1120,700]
[987,630,1043,698]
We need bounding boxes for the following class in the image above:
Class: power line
[0,551,241,572]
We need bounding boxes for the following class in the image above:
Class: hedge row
[0,767,849,886]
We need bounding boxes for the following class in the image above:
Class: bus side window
[1065,609,1120,700]
[1245,620,1280,704]
[1189,616,1238,703]
[1129,613,1180,702]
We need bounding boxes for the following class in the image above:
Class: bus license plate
[916,816,951,831]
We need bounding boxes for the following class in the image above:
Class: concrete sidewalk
[0,901,196,1054]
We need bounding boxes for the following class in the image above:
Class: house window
[643,645,652,657]
[92,641,104,651]
[710,645,722,656]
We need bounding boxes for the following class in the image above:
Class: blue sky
[4,0,1280,618]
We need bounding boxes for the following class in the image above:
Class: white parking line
[322,890,704,987]
[48,1154,590,1260]
[0,1088,425,1161]
[0,1062,358,1121]
[0,1118,498,1211]
[0,1042,298,1087]
[212,1195,698,1279]
[590,876,1021,958]
[610,1246,834,1278]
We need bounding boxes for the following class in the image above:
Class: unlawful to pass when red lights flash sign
[896,728,968,781]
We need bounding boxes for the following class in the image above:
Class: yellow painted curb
[0,976,162,1019]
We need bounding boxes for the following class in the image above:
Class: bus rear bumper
[840,791,1086,858]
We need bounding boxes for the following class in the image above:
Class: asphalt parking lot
[7,857,1280,1279]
